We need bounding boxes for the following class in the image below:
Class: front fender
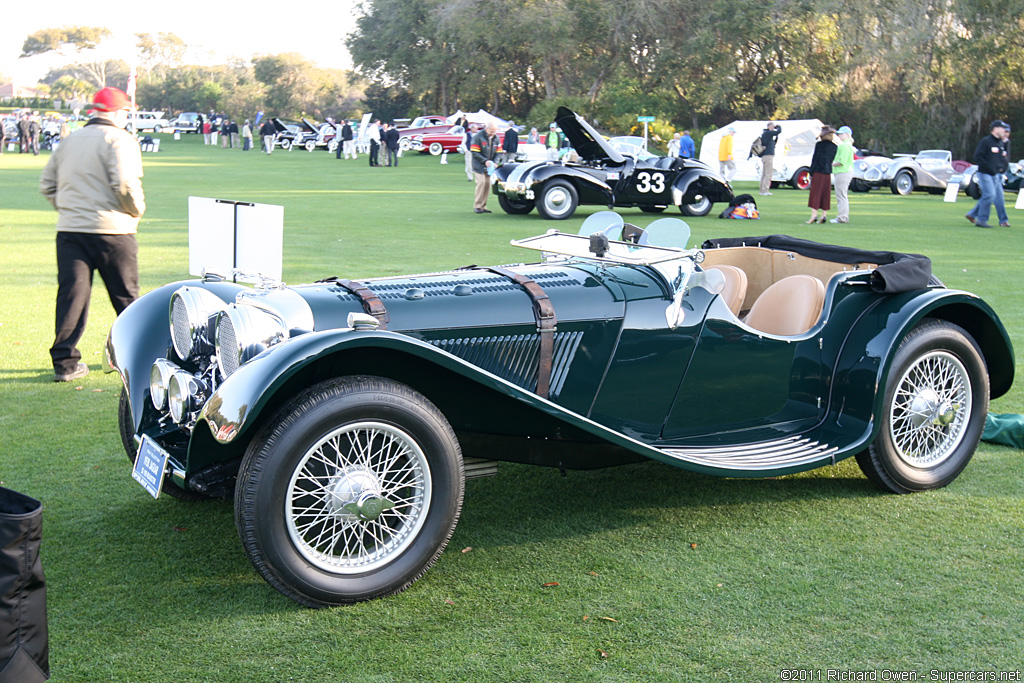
[825,287,1014,447]
[105,279,246,432]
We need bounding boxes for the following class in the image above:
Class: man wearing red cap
[39,87,146,382]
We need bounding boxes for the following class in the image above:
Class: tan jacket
[39,118,146,234]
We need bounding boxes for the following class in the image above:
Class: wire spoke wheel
[235,376,463,606]
[856,321,988,493]
[286,421,431,574]
[888,351,971,468]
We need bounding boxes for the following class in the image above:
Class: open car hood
[555,107,624,164]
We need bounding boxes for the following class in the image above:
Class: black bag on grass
[0,487,49,683]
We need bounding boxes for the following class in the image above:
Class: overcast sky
[2,5,360,86]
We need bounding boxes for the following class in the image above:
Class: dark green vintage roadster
[106,213,1014,607]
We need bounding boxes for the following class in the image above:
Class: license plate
[132,435,170,499]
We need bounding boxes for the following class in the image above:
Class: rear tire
[234,376,464,606]
[855,321,988,493]
[679,196,712,217]
[790,168,811,190]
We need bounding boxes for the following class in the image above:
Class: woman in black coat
[806,126,837,223]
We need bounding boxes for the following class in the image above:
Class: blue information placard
[132,436,169,499]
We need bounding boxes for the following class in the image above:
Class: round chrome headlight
[880,163,889,173]
[169,286,227,361]
[167,370,205,424]
[150,358,180,410]
[215,304,288,378]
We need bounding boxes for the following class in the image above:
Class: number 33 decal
[636,172,665,193]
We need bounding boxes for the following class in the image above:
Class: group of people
[2,111,77,155]
[364,120,402,167]
[667,130,697,159]
[196,114,256,151]
[805,124,855,224]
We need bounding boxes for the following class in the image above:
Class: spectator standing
[221,119,231,148]
[462,124,476,181]
[503,122,519,163]
[806,125,837,223]
[19,114,31,153]
[385,123,400,167]
[341,121,356,159]
[526,127,540,144]
[470,122,502,213]
[380,123,393,166]
[202,119,212,145]
[966,120,1011,228]
[546,123,561,160]
[758,122,781,195]
[39,87,145,382]
[260,119,277,154]
[367,120,381,166]
[830,126,855,223]
[195,113,204,140]
[0,116,5,153]
[29,115,41,155]
[667,133,681,157]
[241,120,253,151]
[229,121,240,149]
[679,130,695,159]
[718,128,736,181]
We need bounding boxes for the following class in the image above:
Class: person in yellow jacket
[718,127,736,181]
[39,87,145,382]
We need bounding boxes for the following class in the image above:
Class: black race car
[493,107,734,219]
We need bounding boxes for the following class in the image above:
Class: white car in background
[126,111,171,133]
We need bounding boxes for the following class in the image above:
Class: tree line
[18,28,363,122]
[347,0,1024,157]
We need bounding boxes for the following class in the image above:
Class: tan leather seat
[705,265,748,316]
[743,274,825,336]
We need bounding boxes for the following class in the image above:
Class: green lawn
[1,135,1022,682]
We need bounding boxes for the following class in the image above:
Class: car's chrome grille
[218,316,239,377]
[171,296,192,358]
[430,330,583,397]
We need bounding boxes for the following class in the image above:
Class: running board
[660,436,839,472]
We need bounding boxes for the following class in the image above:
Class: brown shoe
[1000,221,1010,227]
[965,214,975,225]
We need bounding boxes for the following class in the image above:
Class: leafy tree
[20,26,114,89]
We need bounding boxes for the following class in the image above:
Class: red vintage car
[408,125,468,155]
[396,116,451,150]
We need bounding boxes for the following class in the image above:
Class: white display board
[188,197,284,280]
[943,175,962,202]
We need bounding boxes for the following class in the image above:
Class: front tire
[855,321,988,493]
[428,142,444,155]
[498,194,535,214]
[279,139,292,151]
[891,170,915,195]
[679,196,712,217]
[536,180,578,220]
[235,376,464,606]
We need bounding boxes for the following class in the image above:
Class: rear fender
[823,288,1014,448]
[671,169,733,205]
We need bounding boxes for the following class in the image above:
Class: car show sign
[944,175,962,202]
[187,196,284,281]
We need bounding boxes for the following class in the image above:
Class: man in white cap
[718,127,736,181]
[39,87,146,382]
[830,125,855,223]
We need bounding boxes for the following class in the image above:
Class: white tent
[698,119,825,183]
[445,109,513,131]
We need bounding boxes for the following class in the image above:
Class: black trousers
[369,140,379,166]
[50,232,139,374]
